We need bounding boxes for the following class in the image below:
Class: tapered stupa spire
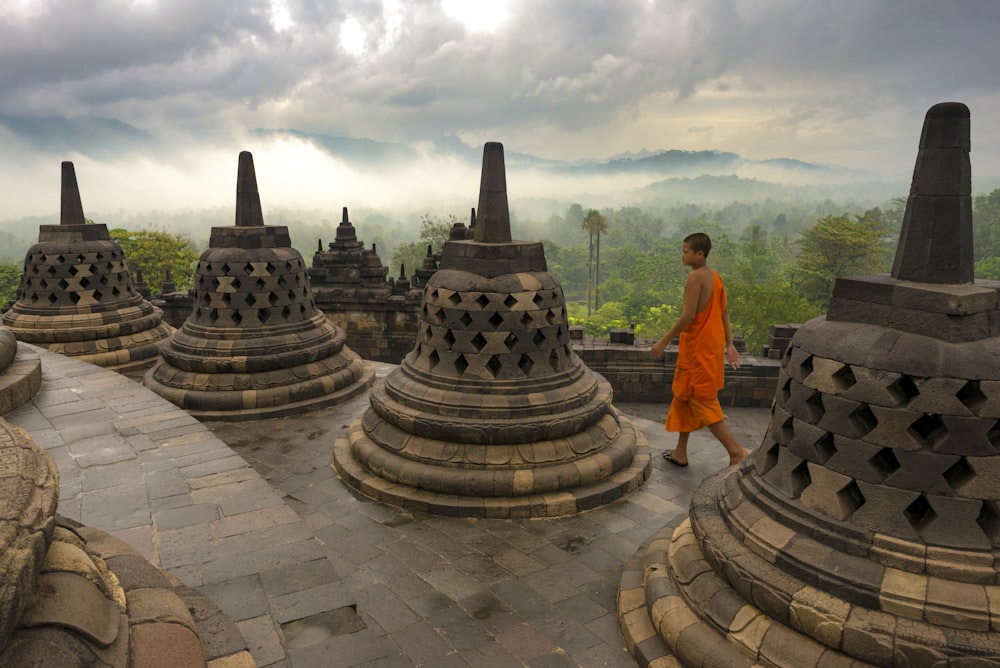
[473,143,511,243]
[60,161,86,226]
[891,102,973,284]
[235,151,264,227]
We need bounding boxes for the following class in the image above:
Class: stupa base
[0,343,41,414]
[333,417,651,518]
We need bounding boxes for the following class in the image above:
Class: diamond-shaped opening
[799,354,814,379]
[757,440,781,475]
[504,295,518,309]
[504,332,516,350]
[459,311,473,327]
[69,291,80,304]
[266,262,275,273]
[277,276,287,288]
[470,332,486,351]
[209,309,219,324]
[789,459,811,498]
[868,447,901,482]
[47,293,58,304]
[68,265,78,276]
[96,252,105,261]
[444,330,457,348]
[549,349,560,372]
[108,287,117,298]
[281,306,292,319]
[832,365,857,393]
[814,432,836,464]
[231,277,242,290]
[833,480,866,519]
[475,293,490,309]
[93,289,103,301]
[221,263,231,273]
[37,278,48,290]
[977,501,1000,547]
[194,307,202,319]
[532,329,546,347]
[421,327,432,343]
[429,289,439,302]
[58,278,69,290]
[222,293,232,305]
[299,303,308,316]
[75,254,85,263]
[243,262,254,275]
[256,278,267,289]
[957,380,988,414]
[904,495,936,533]
[804,390,826,423]
[201,292,212,306]
[909,414,947,449]
[943,457,975,494]
[56,255,65,263]
[231,311,243,325]
[285,261,294,270]
[533,292,544,307]
[46,265,57,276]
[486,355,502,378]
[889,375,920,405]
[780,416,794,444]
[447,291,461,306]
[488,312,504,329]
[287,289,296,301]
[848,404,878,437]
[80,277,90,288]
[37,254,47,264]
[546,308,559,325]
[518,354,534,376]
[521,312,533,327]
[989,421,1000,451]
[780,377,792,404]
[258,309,271,324]
[268,292,279,306]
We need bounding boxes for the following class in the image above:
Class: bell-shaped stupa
[1,163,173,373]
[334,142,650,517]
[144,152,373,419]
[620,103,1000,665]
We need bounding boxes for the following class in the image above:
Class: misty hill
[1,113,866,185]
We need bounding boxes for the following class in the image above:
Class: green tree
[581,209,608,316]
[389,213,455,280]
[793,210,893,309]
[110,228,200,291]
[973,188,1000,261]
[0,263,22,306]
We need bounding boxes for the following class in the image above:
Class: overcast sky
[2,0,1000,217]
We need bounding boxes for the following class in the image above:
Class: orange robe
[666,270,727,432]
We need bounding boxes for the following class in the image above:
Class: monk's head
[682,232,711,266]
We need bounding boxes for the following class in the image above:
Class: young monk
[650,232,749,467]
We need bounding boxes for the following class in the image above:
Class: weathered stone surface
[144,152,373,419]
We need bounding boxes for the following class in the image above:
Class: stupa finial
[891,102,973,284]
[235,151,265,227]
[473,143,511,243]
[60,161,86,226]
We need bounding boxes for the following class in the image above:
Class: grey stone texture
[1,162,174,373]
[334,142,651,518]
[144,151,374,419]
[620,102,1000,666]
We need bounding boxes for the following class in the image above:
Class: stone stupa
[334,142,651,517]
[144,151,373,419]
[619,103,1000,665]
[2,163,173,373]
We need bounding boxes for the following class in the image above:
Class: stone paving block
[155,503,222,531]
[81,482,151,531]
[236,614,287,666]
[270,582,355,624]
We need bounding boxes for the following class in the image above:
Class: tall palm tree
[581,209,608,316]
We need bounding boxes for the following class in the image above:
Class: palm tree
[581,209,608,316]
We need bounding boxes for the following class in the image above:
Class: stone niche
[144,151,373,420]
[619,102,1000,665]
[334,142,651,518]
[2,162,173,374]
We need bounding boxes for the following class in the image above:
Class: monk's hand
[651,340,665,359]
[726,343,742,369]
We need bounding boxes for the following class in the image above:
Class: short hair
[684,232,712,257]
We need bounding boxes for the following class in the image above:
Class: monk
[650,232,749,467]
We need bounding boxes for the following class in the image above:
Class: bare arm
[722,307,741,369]
[651,273,701,359]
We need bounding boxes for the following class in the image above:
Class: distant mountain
[0,114,151,157]
[1,113,868,184]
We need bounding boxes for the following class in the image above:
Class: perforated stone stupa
[144,151,373,419]
[619,102,1000,665]
[2,163,173,373]
[334,142,651,517]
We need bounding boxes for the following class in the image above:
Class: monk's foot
[662,450,688,467]
[729,447,750,466]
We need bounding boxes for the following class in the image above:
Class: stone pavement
[5,346,771,667]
